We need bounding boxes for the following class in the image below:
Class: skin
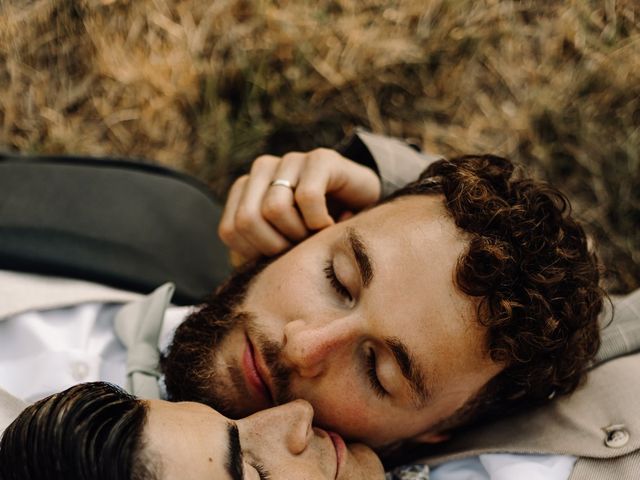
[211,195,502,447]
[144,399,384,480]
[219,149,381,264]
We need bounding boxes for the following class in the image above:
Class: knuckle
[251,155,277,173]
[236,174,250,185]
[290,229,308,242]
[227,175,249,198]
[281,151,305,165]
[264,240,290,256]
[234,208,258,234]
[262,196,289,219]
[309,147,339,161]
[217,222,235,244]
[304,214,329,230]
[295,187,322,206]
[228,174,249,193]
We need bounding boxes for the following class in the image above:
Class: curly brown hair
[385,154,604,433]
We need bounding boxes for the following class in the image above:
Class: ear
[413,431,451,444]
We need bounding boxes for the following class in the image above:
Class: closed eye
[324,259,353,302]
[365,348,388,399]
[251,462,271,480]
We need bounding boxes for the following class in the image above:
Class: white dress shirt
[0,301,188,403]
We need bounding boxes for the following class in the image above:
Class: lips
[326,430,346,479]
[242,335,274,406]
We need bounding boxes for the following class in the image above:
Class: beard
[160,255,294,418]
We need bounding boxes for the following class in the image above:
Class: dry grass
[1,0,638,292]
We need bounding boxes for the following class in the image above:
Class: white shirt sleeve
[430,454,576,480]
[479,454,576,480]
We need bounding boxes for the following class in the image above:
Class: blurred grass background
[0,0,638,292]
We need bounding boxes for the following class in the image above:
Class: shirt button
[70,361,90,381]
[604,425,630,448]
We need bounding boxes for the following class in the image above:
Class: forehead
[356,195,463,260]
[145,401,231,480]
[352,196,468,308]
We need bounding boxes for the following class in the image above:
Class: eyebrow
[226,423,244,480]
[346,227,373,288]
[385,337,431,408]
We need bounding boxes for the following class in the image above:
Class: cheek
[252,258,319,313]
[294,377,385,436]
[314,403,380,441]
[263,449,336,480]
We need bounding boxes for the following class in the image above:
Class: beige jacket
[348,136,640,479]
[418,289,640,480]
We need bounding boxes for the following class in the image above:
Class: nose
[239,399,315,455]
[281,317,361,378]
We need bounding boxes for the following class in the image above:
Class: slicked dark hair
[0,382,156,480]
[385,154,604,433]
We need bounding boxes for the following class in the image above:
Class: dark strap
[0,153,232,305]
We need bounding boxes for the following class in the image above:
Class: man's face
[165,196,501,447]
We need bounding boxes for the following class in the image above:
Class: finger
[218,176,262,261]
[338,210,354,222]
[296,148,381,230]
[307,148,381,208]
[236,155,292,256]
[261,152,310,241]
[294,149,342,230]
[229,250,249,268]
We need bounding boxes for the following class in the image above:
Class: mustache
[248,323,295,406]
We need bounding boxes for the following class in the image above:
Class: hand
[219,148,381,265]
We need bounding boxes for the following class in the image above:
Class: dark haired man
[0,130,636,479]
[0,382,387,480]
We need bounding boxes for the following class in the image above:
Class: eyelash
[251,462,271,480]
[365,348,388,399]
[323,260,353,301]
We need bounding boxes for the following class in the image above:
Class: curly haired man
[161,152,604,455]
